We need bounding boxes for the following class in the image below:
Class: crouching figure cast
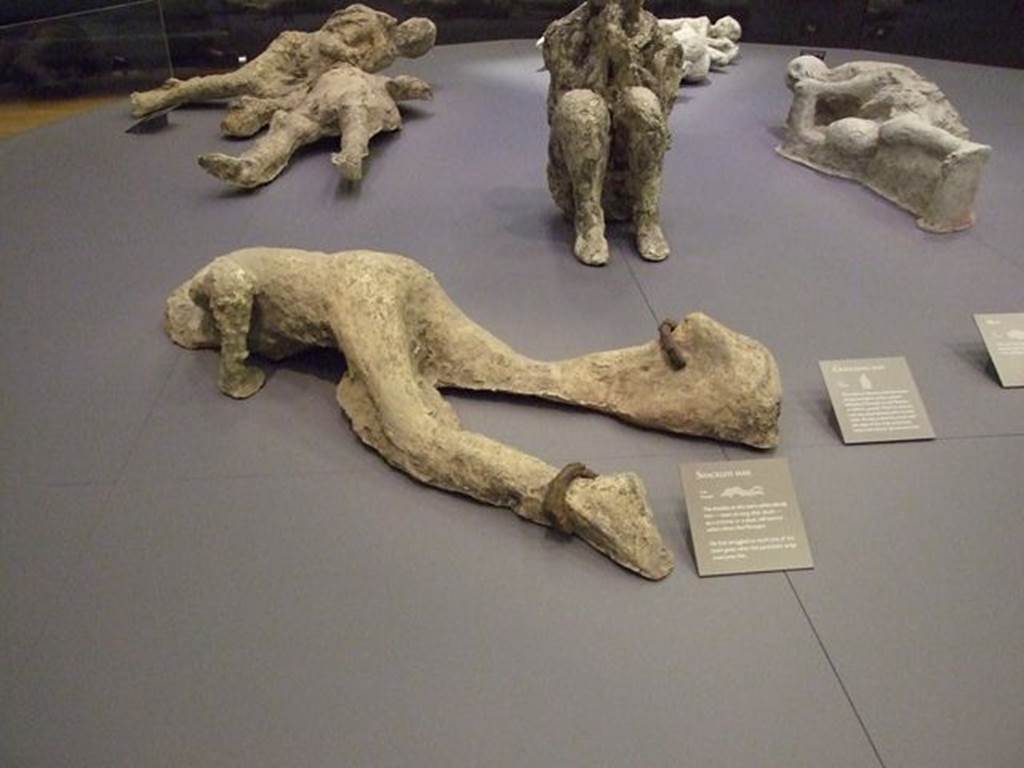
[542,0,685,266]
[165,248,783,580]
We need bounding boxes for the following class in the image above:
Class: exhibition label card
[680,458,813,577]
[974,313,1024,387]
[819,357,935,444]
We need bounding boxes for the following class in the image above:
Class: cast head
[322,4,386,34]
[786,54,829,88]
[711,15,741,42]
[320,6,436,60]
[394,17,437,59]
[164,274,220,351]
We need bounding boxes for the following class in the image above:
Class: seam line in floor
[2,352,184,704]
[784,571,888,768]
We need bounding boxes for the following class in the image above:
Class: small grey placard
[820,356,935,444]
[974,313,1024,387]
[680,458,813,577]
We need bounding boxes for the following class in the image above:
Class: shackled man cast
[165,247,783,579]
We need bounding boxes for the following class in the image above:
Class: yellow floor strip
[0,95,119,139]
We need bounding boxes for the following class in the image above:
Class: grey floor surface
[1,40,1023,768]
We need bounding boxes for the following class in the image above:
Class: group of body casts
[137,2,990,579]
[131,4,436,186]
[130,0,718,265]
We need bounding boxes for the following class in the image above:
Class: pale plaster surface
[778,55,991,233]
[659,15,741,83]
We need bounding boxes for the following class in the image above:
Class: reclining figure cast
[778,55,991,232]
[165,248,784,580]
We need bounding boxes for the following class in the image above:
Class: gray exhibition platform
[2,40,1023,767]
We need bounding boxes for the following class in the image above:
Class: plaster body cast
[778,55,991,232]
[165,248,783,580]
[129,4,436,120]
[197,66,432,188]
[542,0,684,266]
[658,15,741,83]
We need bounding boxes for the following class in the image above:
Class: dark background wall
[2,0,1022,95]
